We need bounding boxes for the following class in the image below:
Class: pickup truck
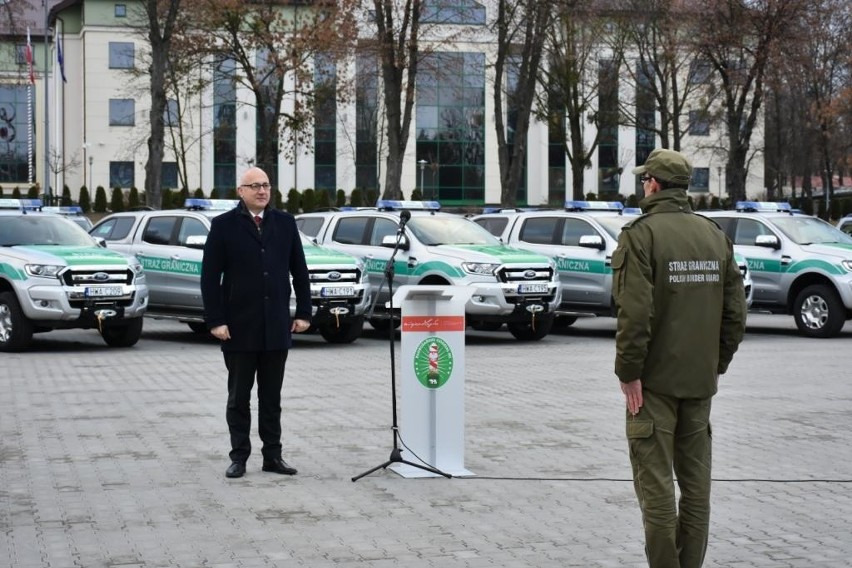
[0,199,148,351]
[90,200,372,343]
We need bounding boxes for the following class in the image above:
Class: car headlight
[25,264,64,278]
[841,260,852,272]
[131,263,146,280]
[462,262,500,275]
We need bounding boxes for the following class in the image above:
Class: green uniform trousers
[626,390,712,568]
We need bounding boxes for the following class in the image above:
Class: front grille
[309,267,361,284]
[61,268,134,286]
[496,266,554,284]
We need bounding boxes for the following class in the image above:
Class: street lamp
[418,159,427,199]
[88,156,93,191]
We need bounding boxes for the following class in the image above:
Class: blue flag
[57,36,68,83]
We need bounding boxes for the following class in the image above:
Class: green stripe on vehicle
[0,262,27,280]
[747,257,844,276]
[555,257,610,274]
[453,245,548,264]
[19,246,128,265]
[138,255,202,275]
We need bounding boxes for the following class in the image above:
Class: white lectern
[388,285,475,478]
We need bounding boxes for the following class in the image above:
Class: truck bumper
[19,283,149,324]
[465,282,561,322]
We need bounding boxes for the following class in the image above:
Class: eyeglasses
[240,182,271,191]
[640,176,653,184]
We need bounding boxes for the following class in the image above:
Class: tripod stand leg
[351,460,393,482]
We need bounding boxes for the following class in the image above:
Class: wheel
[369,317,400,332]
[793,284,846,338]
[101,317,144,347]
[187,321,208,334]
[552,315,578,329]
[469,321,503,332]
[319,316,364,344]
[0,291,34,352]
[507,313,554,341]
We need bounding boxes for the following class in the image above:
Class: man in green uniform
[612,148,747,568]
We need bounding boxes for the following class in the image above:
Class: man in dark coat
[612,149,747,567]
[201,166,312,479]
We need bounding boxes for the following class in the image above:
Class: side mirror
[578,234,605,250]
[754,234,780,250]
[381,234,409,250]
[185,235,207,249]
[92,236,107,248]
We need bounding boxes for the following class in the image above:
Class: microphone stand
[352,212,451,481]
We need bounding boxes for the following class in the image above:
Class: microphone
[398,209,411,231]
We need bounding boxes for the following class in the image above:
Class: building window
[161,162,178,189]
[355,53,378,193]
[506,55,528,204]
[164,99,178,127]
[689,167,710,192]
[416,52,486,205]
[422,0,486,25]
[254,50,278,187]
[688,59,712,85]
[109,161,134,188]
[688,110,710,136]
[115,4,127,17]
[635,64,656,195]
[314,53,337,193]
[0,85,35,183]
[213,59,236,191]
[598,59,619,194]
[109,99,135,126]
[14,45,27,65]
[108,42,135,69]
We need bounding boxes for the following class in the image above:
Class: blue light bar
[184,199,239,210]
[564,200,624,211]
[735,201,792,212]
[622,207,642,215]
[0,198,43,210]
[376,200,441,211]
[42,206,83,215]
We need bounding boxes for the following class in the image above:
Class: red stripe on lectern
[402,316,466,332]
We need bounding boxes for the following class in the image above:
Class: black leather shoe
[225,461,246,478]
[262,457,297,475]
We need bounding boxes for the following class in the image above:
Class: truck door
[134,216,182,308]
[732,217,785,305]
[170,216,207,310]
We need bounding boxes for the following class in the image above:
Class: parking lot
[2,315,851,567]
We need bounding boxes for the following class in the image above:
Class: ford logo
[92,272,110,282]
[328,271,342,281]
[523,270,536,279]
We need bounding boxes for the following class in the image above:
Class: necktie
[254,215,262,228]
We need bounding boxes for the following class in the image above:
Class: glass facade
[0,85,35,184]
[506,56,527,204]
[254,50,278,187]
[314,54,337,193]
[213,59,236,191]
[547,84,566,205]
[597,59,619,195]
[635,64,655,196]
[355,53,378,192]
[416,52,485,205]
[421,0,486,25]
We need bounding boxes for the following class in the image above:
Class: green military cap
[632,148,692,185]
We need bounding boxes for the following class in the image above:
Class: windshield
[596,216,633,240]
[0,215,97,247]
[770,216,852,246]
[408,216,501,246]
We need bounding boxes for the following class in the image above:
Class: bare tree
[492,0,554,207]
[695,0,805,202]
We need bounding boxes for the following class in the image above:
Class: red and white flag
[25,27,35,84]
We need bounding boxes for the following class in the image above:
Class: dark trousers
[224,350,289,463]
[626,391,712,568]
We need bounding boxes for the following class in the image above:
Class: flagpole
[43,0,51,205]
[26,28,34,185]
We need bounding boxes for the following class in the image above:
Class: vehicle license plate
[84,286,123,297]
[321,286,355,298]
[517,283,548,294]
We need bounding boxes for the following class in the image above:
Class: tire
[470,321,503,332]
[369,317,400,332]
[101,317,144,347]
[0,291,34,352]
[187,321,208,334]
[792,284,846,338]
[507,313,554,341]
[319,316,364,344]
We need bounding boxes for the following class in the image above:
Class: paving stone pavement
[1,315,851,568]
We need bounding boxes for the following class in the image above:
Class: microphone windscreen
[400,209,411,222]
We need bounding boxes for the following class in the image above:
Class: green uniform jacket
[612,190,747,399]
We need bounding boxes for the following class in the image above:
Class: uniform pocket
[611,247,628,302]
[626,419,654,439]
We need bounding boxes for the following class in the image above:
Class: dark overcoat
[201,202,311,352]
